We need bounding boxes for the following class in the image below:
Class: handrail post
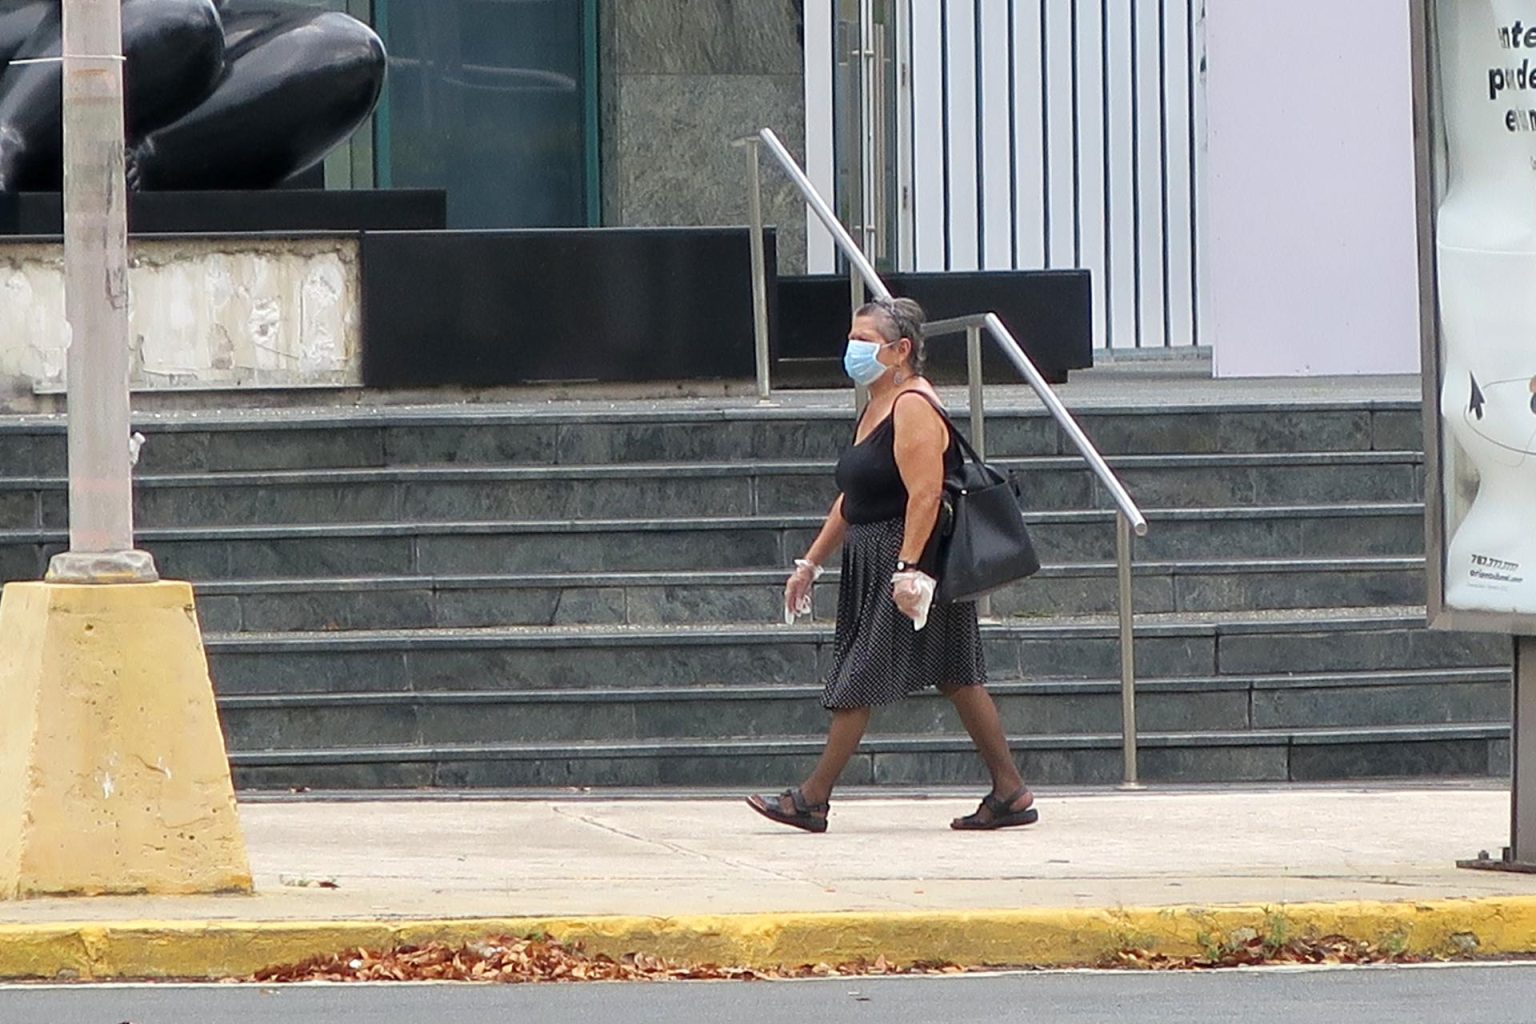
[965,324,987,458]
[966,323,991,619]
[1117,510,1141,788]
[744,136,772,401]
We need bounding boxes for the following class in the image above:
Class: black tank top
[836,391,960,525]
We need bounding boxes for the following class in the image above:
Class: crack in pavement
[550,804,807,884]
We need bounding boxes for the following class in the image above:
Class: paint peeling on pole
[46,0,156,584]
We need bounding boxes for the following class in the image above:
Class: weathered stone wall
[600,0,808,272]
[0,237,360,400]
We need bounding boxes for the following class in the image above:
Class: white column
[48,0,157,584]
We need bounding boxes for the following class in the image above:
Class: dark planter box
[361,227,774,387]
[775,270,1093,385]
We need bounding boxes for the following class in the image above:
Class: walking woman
[746,297,1037,833]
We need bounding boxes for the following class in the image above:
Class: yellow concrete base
[0,581,252,899]
[2,898,1536,980]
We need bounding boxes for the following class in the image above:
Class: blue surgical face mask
[843,338,894,385]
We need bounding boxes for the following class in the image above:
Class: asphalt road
[3,964,1534,1024]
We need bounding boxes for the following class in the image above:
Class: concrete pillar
[0,582,251,899]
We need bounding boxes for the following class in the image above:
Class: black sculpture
[0,0,385,191]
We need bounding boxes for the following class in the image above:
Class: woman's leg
[747,706,870,824]
[749,706,872,822]
[942,683,1032,818]
[798,707,871,806]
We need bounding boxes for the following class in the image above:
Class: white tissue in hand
[784,559,822,624]
[892,570,936,631]
[784,583,814,624]
[784,592,813,625]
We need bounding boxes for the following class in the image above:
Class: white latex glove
[783,558,823,624]
[892,569,937,630]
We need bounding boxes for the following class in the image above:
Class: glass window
[375,0,597,228]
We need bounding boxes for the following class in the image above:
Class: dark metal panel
[775,268,1093,384]
[360,227,775,387]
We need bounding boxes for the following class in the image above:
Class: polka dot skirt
[821,516,987,709]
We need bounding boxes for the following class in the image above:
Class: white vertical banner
[1134,0,1169,348]
[1163,0,1198,349]
[1074,0,1109,349]
[1103,0,1138,348]
[911,0,947,271]
[944,0,980,271]
[895,0,915,271]
[1043,0,1077,269]
[804,0,836,274]
[1011,0,1047,270]
[1192,0,1208,351]
[979,0,1014,270]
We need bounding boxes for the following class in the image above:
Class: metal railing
[738,127,1151,786]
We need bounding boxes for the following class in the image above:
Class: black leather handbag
[927,405,1041,605]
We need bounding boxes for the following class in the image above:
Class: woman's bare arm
[892,393,947,566]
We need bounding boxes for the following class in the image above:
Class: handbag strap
[897,390,987,468]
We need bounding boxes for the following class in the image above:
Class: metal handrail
[739,126,1148,787]
[924,313,1148,536]
[746,129,892,304]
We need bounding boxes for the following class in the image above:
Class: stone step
[0,391,1445,793]
[216,667,1512,752]
[190,558,1428,632]
[0,503,1429,582]
[0,400,1422,474]
[225,723,1508,791]
[0,451,1424,527]
[200,611,1509,697]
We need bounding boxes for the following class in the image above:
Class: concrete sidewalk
[3,784,1535,979]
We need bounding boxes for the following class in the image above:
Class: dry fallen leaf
[248,929,1459,987]
[1097,933,1432,972]
[248,936,990,985]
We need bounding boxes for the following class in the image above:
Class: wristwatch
[895,559,914,572]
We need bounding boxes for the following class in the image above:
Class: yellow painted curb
[3,897,1536,980]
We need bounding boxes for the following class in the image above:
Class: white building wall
[0,237,361,399]
[1203,0,1422,377]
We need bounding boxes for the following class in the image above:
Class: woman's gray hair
[855,296,928,376]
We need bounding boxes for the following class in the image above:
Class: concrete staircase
[0,388,1512,791]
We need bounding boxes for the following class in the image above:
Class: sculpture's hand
[124,143,142,192]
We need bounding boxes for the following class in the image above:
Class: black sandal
[746,787,829,833]
[950,787,1039,830]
